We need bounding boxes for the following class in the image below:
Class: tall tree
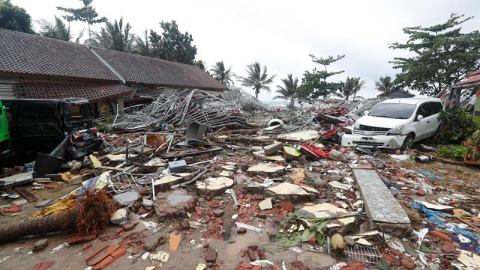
[274,74,299,108]
[336,77,365,101]
[195,60,207,71]
[296,54,345,99]
[149,20,197,64]
[39,16,71,41]
[351,77,365,101]
[57,0,106,44]
[374,75,401,93]
[0,0,34,33]
[210,61,235,86]
[390,14,480,96]
[134,30,150,56]
[239,62,276,99]
[91,18,134,52]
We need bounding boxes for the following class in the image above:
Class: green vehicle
[0,100,12,160]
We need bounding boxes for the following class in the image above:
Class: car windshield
[368,103,416,119]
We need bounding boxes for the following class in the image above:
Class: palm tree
[351,77,365,101]
[274,74,298,108]
[210,61,235,86]
[239,62,276,99]
[39,16,71,41]
[375,75,400,93]
[134,30,150,56]
[336,77,365,101]
[91,17,134,52]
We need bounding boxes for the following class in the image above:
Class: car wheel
[401,134,415,151]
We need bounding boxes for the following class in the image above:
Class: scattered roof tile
[92,48,227,90]
[0,28,119,81]
[14,80,131,102]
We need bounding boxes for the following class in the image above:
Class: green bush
[435,109,476,144]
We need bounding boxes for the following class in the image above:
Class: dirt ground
[0,151,479,270]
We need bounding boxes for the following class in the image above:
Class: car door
[425,102,442,137]
[414,103,430,140]
[417,102,439,138]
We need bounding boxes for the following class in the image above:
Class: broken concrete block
[266,183,311,202]
[247,163,285,176]
[32,239,48,252]
[264,142,283,156]
[297,252,335,268]
[213,209,225,217]
[110,208,128,225]
[144,237,159,252]
[258,198,273,210]
[113,191,139,206]
[196,177,234,196]
[277,130,318,141]
[154,189,197,222]
[153,173,191,193]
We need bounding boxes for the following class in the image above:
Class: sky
[12,0,480,101]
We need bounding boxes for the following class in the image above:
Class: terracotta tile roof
[0,28,119,81]
[133,87,166,97]
[92,48,227,91]
[14,80,131,102]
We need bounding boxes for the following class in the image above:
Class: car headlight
[387,125,404,135]
[354,123,360,130]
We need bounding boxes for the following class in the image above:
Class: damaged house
[0,28,226,117]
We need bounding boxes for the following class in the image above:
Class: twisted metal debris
[112,89,254,130]
[224,87,267,112]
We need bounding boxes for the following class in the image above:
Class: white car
[342,98,443,150]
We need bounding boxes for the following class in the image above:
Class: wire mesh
[345,245,382,264]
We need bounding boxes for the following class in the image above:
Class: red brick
[416,189,426,196]
[93,255,115,270]
[280,201,294,212]
[237,228,247,234]
[291,261,304,268]
[205,247,217,263]
[111,247,127,259]
[247,248,256,261]
[257,248,266,260]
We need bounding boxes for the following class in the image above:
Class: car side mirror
[417,115,424,121]
[364,110,369,115]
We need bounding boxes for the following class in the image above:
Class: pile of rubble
[224,87,268,112]
[113,89,255,130]
[0,106,479,270]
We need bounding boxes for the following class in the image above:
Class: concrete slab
[353,169,411,235]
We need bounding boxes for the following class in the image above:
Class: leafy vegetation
[375,75,401,93]
[91,17,134,52]
[39,16,72,41]
[148,20,197,64]
[210,61,235,86]
[239,62,276,99]
[436,145,467,161]
[274,74,299,108]
[296,55,344,99]
[57,0,107,43]
[435,108,476,143]
[390,14,480,96]
[0,0,34,34]
[336,76,365,101]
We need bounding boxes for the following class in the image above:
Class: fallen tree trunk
[0,208,79,244]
